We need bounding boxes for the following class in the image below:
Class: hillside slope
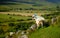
[29,25,60,38]
[0,0,60,9]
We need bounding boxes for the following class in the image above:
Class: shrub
[9,17,12,19]
[17,19,25,21]
[8,23,16,32]
[16,22,34,30]
[27,18,32,21]
[9,23,15,27]
[0,29,4,34]
[7,14,10,15]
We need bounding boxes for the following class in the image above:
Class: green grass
[0,14,34,38]
[29,25,60,38]
[0,13,60,38]
[0,14,30,19]
[0,14,32,23]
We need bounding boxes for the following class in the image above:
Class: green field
[0,14,32,23]
[0,13,34,38]
[29,25,60,38]
[0,0,60,38]
[0,11,60,38]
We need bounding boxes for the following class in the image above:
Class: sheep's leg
[40,22,43,28]
[36,21,40,29]
[39,21,43,28]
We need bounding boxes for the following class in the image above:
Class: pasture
[29,15,60,38]
[29,25,60,38]
[0,1,60,38]
[0,13,32,23]
[0,12,60,38]
[0,13,34,38]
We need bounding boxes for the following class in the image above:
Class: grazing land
[0,11,60,38]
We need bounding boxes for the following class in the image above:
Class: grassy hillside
[0,12,60,38]
[0,1,58,12]
[29,25,60,38]
[0,0,60,12]
[29,15,60,38]
[0,14,32,23]
[0,2,57,8]
[0,14,34,38]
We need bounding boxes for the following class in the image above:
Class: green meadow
[0,11,60,38]
[0,0,60,38]
[0,13,33,38]
[29,25,60,38]
[0,4,60,37]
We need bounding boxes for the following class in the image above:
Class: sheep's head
[32,14,37,20]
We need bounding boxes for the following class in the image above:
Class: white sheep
[20,34,28,38]
[29,24,37,31]
[9,32,15,36]
[51,17,57,24]
[20,31,28,38]
[32,14,45,29]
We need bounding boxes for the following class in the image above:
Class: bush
[16,22,28,30]
[16,22,34,30]
[9,17,12,19]
[8,23,16,32]
[27,18,32,21]
[17,19,25,21]
[7,14,10,15]
[0,29,4,34]
[9,23,15,27]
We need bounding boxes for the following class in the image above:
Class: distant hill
[0,0,60,10]
[0,0,60,3]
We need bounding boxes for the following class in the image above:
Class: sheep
[32,14,45,29]
[5,32,15,38]
[51,16,57,25]
[20,34,28,38]
[16,30,21,35]
[26,24,37,34]
[29,24,37,31]
[19,31,28,38]
[9,32,15,36]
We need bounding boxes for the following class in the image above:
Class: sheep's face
[32,15,36,20]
